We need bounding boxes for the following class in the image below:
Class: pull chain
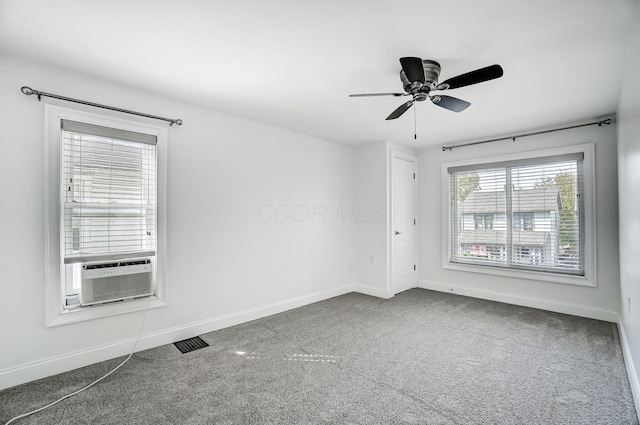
[413,103,417,140]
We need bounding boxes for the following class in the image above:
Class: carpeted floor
[1,289,638,424]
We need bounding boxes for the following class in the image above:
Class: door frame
[388,149,418,295]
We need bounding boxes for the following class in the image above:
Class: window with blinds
[448,153,584,276]
[61,120,157,264]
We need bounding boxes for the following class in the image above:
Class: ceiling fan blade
[399,57,425,83]
[436,64,503,90]
[349,92,406,97]
[431,95,471,112]
[386,100,415,120]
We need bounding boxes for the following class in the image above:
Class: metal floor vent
[174,336,209,354]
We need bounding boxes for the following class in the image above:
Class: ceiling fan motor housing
[400,59,441,94]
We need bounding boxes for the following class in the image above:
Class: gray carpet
[1,289,637,424]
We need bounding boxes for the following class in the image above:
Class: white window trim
[441,143,597,287]
[44,105,168,327]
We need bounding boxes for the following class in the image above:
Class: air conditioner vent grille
[81,258,153,306]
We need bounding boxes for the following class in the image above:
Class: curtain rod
[441,118,611,151]
[20,86,183,126]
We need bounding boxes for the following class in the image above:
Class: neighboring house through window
[459,188,561,267]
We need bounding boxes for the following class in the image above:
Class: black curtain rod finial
[21,86,42,101]
[21,86,35,95]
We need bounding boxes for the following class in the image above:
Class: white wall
[617,0,640,412]
[418,121,620,321]
[0,53,356,389]
[353,142,389,297]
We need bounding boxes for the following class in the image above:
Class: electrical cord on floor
[4,295,153,425]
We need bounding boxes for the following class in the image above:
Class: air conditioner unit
[81,258,153,306]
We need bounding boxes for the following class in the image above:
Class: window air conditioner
[81,258,153,306]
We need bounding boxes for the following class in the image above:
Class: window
[442,144,596,286]
[474,214,494,230]
[513,212,534,231]
[45,106,168,326]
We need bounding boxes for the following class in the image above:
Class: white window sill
[443,261,596,287]
[46,296,167,327]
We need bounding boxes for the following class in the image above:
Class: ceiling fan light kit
[349,57,504,122]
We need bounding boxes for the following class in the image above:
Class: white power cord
[4,296,152,425]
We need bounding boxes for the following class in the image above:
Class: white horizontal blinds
[451,168,507,267]
[449,154,584,276]
[62,120,157,264]
[509,160,583,274]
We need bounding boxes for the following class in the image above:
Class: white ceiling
[0,0,636,147]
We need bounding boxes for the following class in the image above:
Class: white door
[391,152,417,295]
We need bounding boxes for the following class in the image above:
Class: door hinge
[413,265,416,271]
[413,173,416,179]
[414,218,416,225]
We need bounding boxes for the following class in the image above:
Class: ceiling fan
[349,57,504,120]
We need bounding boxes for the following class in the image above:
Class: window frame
[441,143,597,287]
[45,105,168,327]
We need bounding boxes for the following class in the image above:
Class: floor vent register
[174,336,209,354]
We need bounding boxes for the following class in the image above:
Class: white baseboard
[618,315,640,421]
[350,284,392,299]
[0,284,362,391]
[418,279,618,323]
